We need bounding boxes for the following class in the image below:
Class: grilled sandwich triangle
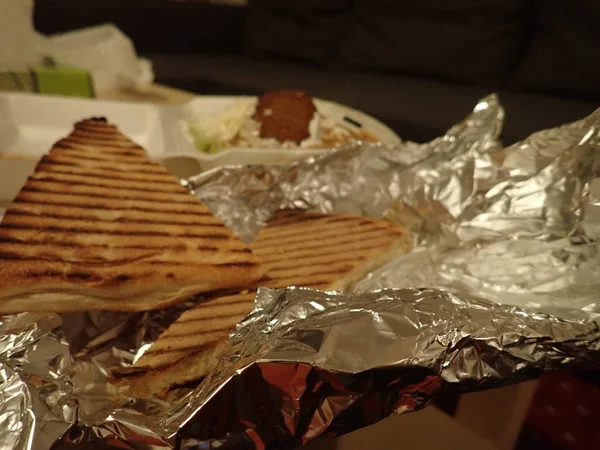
[113,210,408,397]
[0,118,264,314]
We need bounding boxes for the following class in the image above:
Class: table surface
[333,407,498,450]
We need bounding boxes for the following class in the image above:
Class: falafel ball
[254,90,317,144]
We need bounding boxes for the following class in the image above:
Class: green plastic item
[34,67,94,98]
[0,67,95,98]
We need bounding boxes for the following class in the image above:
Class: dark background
[34,0,600,146]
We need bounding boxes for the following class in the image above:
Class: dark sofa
[34,0,600,145]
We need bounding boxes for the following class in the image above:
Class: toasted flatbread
[113,210,408,397]
[0,118,263,314]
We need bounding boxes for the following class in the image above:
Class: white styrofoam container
[0,92,165,158]
[0,92,167,204]
[0,92,401,204]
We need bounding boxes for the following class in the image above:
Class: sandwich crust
[0,118,264,314]
[113,210,409,397]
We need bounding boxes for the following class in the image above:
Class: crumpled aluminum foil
[185,95,504,245]
[357,106,600,321]
[583,178,600,240]
[1,94,600,450]
[171,287,599,449]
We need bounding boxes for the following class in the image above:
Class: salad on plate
[184,90,379,154]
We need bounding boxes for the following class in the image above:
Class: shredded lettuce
[187,125,222,154]
[186,100,256,154]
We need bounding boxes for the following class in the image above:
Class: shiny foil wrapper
[2,94,600,450]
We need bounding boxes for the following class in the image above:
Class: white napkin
[0,0,44,69]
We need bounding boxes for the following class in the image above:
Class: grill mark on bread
[178,302,256,321]
[65,135,138,146]
[2,213,233,236]
[23,270,101,282]
[129,344,219,367]
[265,259,365,277]
[70,129,136,139]
[20,186,200,204]
[172,302,254,323]
[61,131,133,141]
[258,214,379,232]
[147,261,259,268]
[184,293,257,311]
[26,177,188,196]
[252,226,381,251]
[30,175,186,195]
[0,228,243,250]
[54,141,145,157]
[6,239,236,253]
[49,147,155,164]
[74,123,117,134]
[264,211,365,227]
[42,159,168,175]
[60,136,141,148]
[73,127,120,136]
[260,273,354,289]
[31,172,189,195]
[7,209,223,227]
[257,236,397,264]
[266,266,357,282]
[144,265,358,346]
[114,349,208,374]
[156,316,245,339]
[259,247,374,270]
[0,252,157,266]
[40,156,163,170]
[69,134,134,144]
[0,252,258,268]
[40,155,169,174]
[35,164,178,184]
[144,330,237,354]
[13,198,213,216]
[259,223,397,245]
[263,213,332,228]
[0,237,251,253]
[15,194,211,214]
[260,216,381,238]
[0,223,232,239]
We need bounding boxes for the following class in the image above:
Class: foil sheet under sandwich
[1,94,600,450]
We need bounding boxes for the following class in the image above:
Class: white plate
[174,95,400,159]
[0,92,401,202]
[159,96,400,176]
